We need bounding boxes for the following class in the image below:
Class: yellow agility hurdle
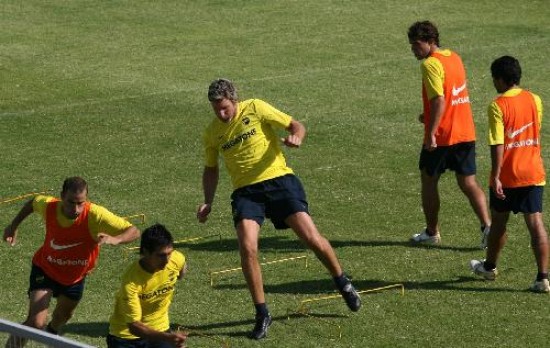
[173,233,222,246]
[284,283,404,339]
[124,233,222,257]
[209,255,308,287]
[0,190,53,205]
[122,213,146,225]
[296,283,405,314]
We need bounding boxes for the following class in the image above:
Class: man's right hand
[196,203,212,223]
[169,331,187,348]
[3,225,17,246]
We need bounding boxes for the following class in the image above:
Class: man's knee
[301,232,329,252]
[238,240,259,260]
[457,174,480,192]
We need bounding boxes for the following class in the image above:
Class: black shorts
[490,186,544,214]
[106,333,173,348]
[28,264,85,301]
[231,174,309,230]
[419,141,477,176]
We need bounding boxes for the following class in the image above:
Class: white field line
[1,36,547,119]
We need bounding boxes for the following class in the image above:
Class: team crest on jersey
[242,117,250,125]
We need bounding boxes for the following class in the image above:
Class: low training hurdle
[288,283,405,339]
[209,255,309,287]
[123,213,146,225]
[296,283,405,314]
[0,190,53,205]
[124,232,222,257]
[173,233,222,246]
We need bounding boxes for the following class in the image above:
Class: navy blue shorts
[490,186,544,214]
[107,334,173,348]
[28,264,85,301]
[419,141,477,176]
[231,174,309,230]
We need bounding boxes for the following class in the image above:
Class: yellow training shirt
[109,250,186,339]
[203,99,294,189]
[33,195,132,239]
[421,49,452,100]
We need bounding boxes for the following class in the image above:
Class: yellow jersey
[203,99,294,189]
[108,250,186,339]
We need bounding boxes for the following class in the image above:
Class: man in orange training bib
[3,177,140,347]
[470,56,549,293]
[407,20,491,247]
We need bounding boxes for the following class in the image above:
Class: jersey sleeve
[421,57,445,100]
[87,204,133,238]
[32,195,55,219]
[487,100,504,145]
[172,250,186,271]
[202,129,219,168]
[254,99,292,129]
[119,279,143,324]
[533,93,543,127]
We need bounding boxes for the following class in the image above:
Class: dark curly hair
[140,223,174,255]
[408,21,440,46]
[491,56,522,86]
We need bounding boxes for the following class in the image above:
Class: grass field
[1,0,550,347]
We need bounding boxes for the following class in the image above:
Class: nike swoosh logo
[507,122,533,139]
[50,239,83,250]
[452,83,467,96]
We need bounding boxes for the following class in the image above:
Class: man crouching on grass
[107,223,188,348]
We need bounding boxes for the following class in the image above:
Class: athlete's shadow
[177,235,480,253]
[213,276,522,294]
[174,312,347,338]
[64,322,108,338]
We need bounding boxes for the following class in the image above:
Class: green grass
[1,0,550,347]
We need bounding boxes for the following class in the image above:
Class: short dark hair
[208,78,238,102]
[140,223,174,254]
[408,20,440,46]
[491,55,522,86]
[61,177,88,195]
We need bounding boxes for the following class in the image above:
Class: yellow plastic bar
[0,190,53,205]
[297,283,405,313]
[122,213,146,224]
[210,255,308,286]
[125,233,222,252]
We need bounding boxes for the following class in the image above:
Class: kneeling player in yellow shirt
[107,224,187,348]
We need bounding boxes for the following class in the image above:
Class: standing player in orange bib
[407,21,491,247]
[3,177,140,347]
[470,56,549,293]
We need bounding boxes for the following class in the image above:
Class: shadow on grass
[63,321,108,338]
[352,277,521,293]
[174,312,347,338]
[177,235,304,253]
[176,235,481,253]
[213,276,521,294]
[64,313,347,340]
